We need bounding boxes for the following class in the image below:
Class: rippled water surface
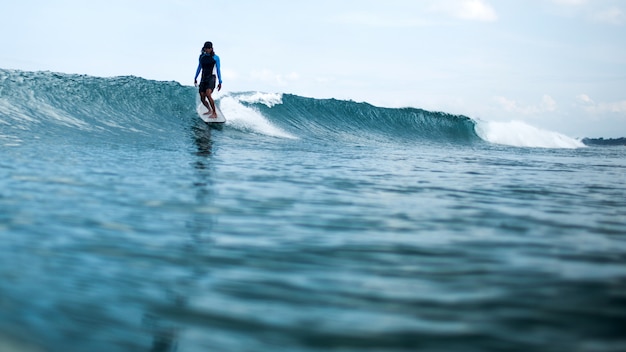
[2,124,625,352]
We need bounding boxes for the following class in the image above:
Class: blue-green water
[1,69,625,351]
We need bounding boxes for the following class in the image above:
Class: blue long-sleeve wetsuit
[194,53,222,84]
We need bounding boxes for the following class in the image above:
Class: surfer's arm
[194,60,202,84]
[215,55,222,84]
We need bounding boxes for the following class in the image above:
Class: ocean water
[1,69,625,352]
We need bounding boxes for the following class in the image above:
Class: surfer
[194,41,222,118]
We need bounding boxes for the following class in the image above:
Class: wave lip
[474,120,585,149]
[234,93,480,145]
[234,92,283,107]
[0,68,197,143]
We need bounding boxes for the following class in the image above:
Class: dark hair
[201,41,215,56]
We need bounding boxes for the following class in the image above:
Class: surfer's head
[201,41,214,56]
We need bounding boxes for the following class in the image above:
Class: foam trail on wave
[218,95,296,139]
[475,120,584,149]
[235,92,283,107]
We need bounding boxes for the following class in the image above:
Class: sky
[1,0,625,138]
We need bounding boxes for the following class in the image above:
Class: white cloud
[331,1,500,27]
[592,7,626,25]
[542,95,557,112]
[222,68,239,81]
[551,0,588,5]
[331,12,437,28]
[577,94,626,115]
[250,69,300,86]
[576,94,594,104]
[548,0,625,25]
[432,0,498,22]
[495,95,557,115]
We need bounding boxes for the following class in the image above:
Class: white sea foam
[474,120,585,149]
[235,92,283,107]
[217,96,296,139]
[0,132,22,147]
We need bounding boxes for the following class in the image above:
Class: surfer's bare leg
[199,92,212,115]
[206,89,218,118]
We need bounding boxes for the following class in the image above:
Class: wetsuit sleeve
[215,55,223,84]
[194,56,202,81]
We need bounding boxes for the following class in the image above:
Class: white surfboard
[197,103,226,124]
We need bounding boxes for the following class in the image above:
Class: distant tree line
[582,137,626,146]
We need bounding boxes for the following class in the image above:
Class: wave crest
[1,69,586,149]
[475,120,584,149]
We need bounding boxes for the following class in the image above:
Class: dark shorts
[199,75,216,93]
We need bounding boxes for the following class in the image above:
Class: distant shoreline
[582,137,626,146]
